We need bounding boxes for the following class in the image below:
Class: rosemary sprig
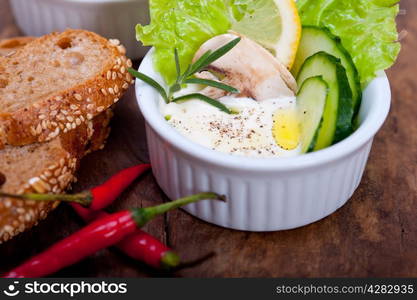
[128,37,241,114]
[172,93,231,114]
[129,69,168,103]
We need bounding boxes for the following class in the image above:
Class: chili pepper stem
[0,191,93,207]
[131,192,225,227]
[160,251,181,269]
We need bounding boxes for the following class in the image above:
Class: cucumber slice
[292,26,362,117]
[297,52,353,149]
[297,76,328,153]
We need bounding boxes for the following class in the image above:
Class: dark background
[0,0,416,277]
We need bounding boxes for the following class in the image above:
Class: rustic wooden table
[0,0,416,278]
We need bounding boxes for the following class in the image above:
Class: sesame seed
[66,123,72,130]
[127,59,132,68]
[122,82,129,89]
[101,88,107,96]
[117,45,126,54]
[36,124,42,134]
[74,94,82,101]
[54,168,61,177]
[87,113,93,120]
[107,70,111,80]
[120,66,126,74]
[38,114,46,120]
[108,87,114,94]
[76,118,82,125]
[40,210,47,219]
[97,106,105,112]
[114,85,119,93]
[112,72,117,80]
[114,98,119,103]
[86,98,92,102]
[110,39,120,46]
[55,96,63,101]
[71,122,76,129]
[116,58,121,65]
[29,177,47,193]
[30,126,37,136]
[80,116,85,122]
[50,110,58,116]
[61,109,68,115]
[87,104,94,110]
[66,116,74,122]
[88,88,92,93]
[4,199,11,208]
[70,104,78,110]
[58,174,66,183]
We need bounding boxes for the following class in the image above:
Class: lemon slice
[272,108,300,150]
[231,0,301,69]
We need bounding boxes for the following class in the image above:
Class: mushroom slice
[193,33,297,101]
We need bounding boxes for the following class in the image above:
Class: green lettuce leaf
[136,0,231,85]
[297,0,401,87]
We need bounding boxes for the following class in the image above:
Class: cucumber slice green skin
[292,25,362,118]
[297,76,328,153]
[296,52,354,149]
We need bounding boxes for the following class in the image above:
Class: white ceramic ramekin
[135,49,391,232]
[10,0,148,59]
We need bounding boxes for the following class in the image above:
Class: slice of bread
[0,36,113,243]
[0,110,112,243]
[0,29,133,149]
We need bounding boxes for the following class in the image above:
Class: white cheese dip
[160,94,301,158]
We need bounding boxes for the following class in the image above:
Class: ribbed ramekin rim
[135,48,391,172]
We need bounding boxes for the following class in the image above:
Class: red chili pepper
[72,204,179,269]
[0,164,151,209]
[89,164,151,210]
[2,192,222,278]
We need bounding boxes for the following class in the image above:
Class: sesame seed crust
[0,109,113,244]
[0,30,133,150]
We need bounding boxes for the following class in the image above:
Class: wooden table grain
[0,0,416,278]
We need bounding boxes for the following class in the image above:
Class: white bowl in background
[10,0,149,59]
[135,49,391,232]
